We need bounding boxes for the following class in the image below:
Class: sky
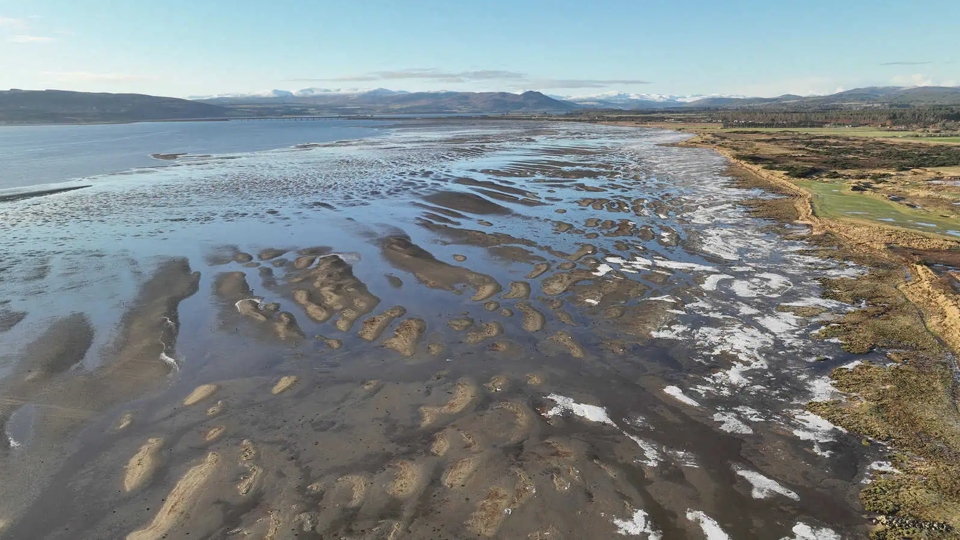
[1,0,959,99]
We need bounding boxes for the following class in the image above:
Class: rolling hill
[0,90,228,124]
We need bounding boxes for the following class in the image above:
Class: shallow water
[0,120,883,539]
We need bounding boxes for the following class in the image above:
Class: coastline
[641,121,960,538]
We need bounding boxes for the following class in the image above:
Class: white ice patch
[584,298,600,306]
[790,410,843,457]
[714,412,753,434]
[626,434,663,467]
[686,510,730,540]
[735,467,799,501]
[730,273,792,298]
[780,522,841,540]
[613,509,662,538]
[666,448,699,468]
[593,263,614,277]
[734,406,765,422]
[863,461,900,483]
[663,386,700,407]
[544,394,614,425]
[702,274,733,291]
[755,313,798,336]
[806,376,839,402]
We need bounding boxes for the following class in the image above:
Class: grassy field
[796,179,960,239]
[723,127,960,144]
[913,136,960,144]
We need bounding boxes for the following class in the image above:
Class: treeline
[718,107,960,130]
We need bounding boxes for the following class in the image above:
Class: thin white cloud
[891,73,935,87]
[290,68,528,83]
[40,71,159,82]
[7,35,55,43]
[0,16,28,29]
[289,68,650,88]
[880,61,931,66]
[511,78,651,89]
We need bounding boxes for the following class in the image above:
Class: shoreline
[636,120,960,538]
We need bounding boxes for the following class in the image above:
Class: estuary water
[0,119,881,539]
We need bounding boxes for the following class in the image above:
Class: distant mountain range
[2,86,960,125]
[194,89,578,114]
[194,85,960,112]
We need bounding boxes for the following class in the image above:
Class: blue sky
[1,0,958,98]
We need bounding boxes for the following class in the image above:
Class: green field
[795,179,960,239]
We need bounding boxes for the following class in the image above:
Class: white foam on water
[779,296,847,310]
[626,434,662,467]
[685,510,730,540]
[702,274,733,291]
[755,313,798,336]
[613,509,662,538]
[651,324,688,339]
[159,351,179,372]
[663,386,701,407]
[653,258,716,272]
[714,412,753,434]
[544,394,614,425]
[780,522,841,540]
[698,230,741,260]
[234,297,265,312]
[734,467,799,500]
[648,295,678,302]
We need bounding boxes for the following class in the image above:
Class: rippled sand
[0,121,884,539]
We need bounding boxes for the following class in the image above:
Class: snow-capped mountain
[551,91,749,109]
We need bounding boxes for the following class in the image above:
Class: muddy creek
[0,120,881,539]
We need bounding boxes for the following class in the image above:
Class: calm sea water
[0,119,389,192]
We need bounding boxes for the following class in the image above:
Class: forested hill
[0,90,228,124]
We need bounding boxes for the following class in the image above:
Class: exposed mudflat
[0,120,891,539]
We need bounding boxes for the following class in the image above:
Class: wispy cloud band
[287,68,650,89]
[7,35,54,43]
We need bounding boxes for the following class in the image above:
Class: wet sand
[0,120,890,539]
